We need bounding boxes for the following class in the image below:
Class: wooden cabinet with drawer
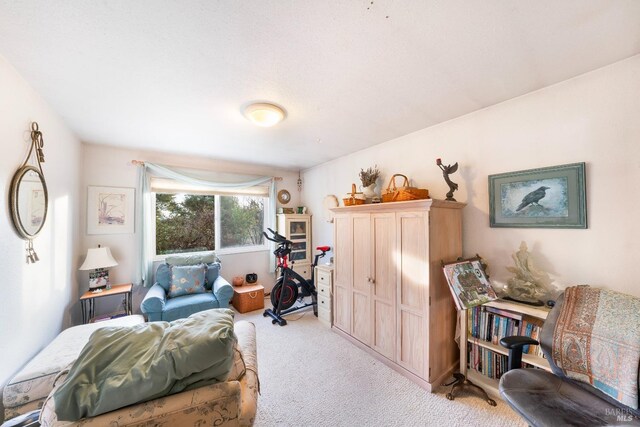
[315,264,334,326]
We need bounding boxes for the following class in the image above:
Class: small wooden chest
[231,283,265,313]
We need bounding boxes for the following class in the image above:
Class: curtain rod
[130,160,283,180]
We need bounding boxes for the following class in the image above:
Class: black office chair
[499,288,640,427]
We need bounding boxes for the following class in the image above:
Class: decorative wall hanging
[9,122,48,263]
[277,189,291,204]
[87,186,135,234]
[489,162,586,228]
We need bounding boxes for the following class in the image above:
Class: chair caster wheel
[272,320,277,324]
[446,393,454,401]
[488,399,497,406]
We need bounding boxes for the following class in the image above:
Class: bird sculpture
[516,186,550,211]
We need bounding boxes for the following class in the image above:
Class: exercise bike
[262,228,330,326]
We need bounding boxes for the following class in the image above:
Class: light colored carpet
[235,303,526,427]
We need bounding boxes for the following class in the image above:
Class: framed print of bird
[488,163,587,228]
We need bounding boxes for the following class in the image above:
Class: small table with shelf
[457,299,551,401]
[80,283,133,324]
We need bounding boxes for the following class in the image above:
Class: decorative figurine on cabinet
[436,158,459,201]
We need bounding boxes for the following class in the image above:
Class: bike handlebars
[263,228,291,245]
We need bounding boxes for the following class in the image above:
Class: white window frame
[152,192,270,261]
[214,194,270,255]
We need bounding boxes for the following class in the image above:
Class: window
[219,195,265,249]
[155,193,215,255]
[154,192,267,256]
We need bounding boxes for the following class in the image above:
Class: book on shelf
[468,342,508,380]
[468,305,546,359]
[443,259,498,310]
[485,305,523,321]
[468,342,542,380]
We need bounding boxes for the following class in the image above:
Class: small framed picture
[488,163,587,228]
[87,186,135,234]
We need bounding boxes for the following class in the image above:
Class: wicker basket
[231,284,265,313]
[381,174,429,203]
[343,183,366,206]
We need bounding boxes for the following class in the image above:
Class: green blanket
[54,309,236,421]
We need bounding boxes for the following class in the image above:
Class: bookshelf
[460,299,551,399]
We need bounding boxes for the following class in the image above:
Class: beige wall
[80,144,301,314]
[2,45,638,420]
[0,55,82,414]
[303,55,640,298]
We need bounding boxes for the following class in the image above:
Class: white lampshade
[79,247,118,270]
[243,103,286,127]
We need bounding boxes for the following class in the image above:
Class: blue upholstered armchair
[140,253,233,322]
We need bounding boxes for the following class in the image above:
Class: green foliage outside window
[155,193,265,255]
[220,196,264,248]
[156,193,215,255]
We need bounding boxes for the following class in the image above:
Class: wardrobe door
[333,214,352,333]
[351,214,372,345]
[370,213,396,360]
[396,211,429,378]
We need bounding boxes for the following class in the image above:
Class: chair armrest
[212,276,233,307]
[235,321,258,426]
[500,336,539,349]
[140,283,167,318]
[499,336,539,372]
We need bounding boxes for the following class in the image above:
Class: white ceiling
[1,1,639,170]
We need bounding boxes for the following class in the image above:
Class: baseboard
[430,362,457,393]
[332,326,437,392]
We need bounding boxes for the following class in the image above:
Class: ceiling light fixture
[243,102,286,127]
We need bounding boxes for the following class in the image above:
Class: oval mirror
[10,165,48,239]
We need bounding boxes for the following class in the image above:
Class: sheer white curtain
[136,162,277,286]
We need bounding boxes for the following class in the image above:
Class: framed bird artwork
[488,162,587,228]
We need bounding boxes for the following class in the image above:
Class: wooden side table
[80,283,133,324]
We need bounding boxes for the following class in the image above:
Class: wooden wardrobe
[330,199,465,391]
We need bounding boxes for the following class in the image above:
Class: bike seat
[316,246,331,252]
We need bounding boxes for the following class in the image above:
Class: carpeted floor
[235,302,526,427]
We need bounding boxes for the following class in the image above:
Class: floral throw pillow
[168,264,206,298]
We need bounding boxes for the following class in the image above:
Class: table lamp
[79,245,118,290]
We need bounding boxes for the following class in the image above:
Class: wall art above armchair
[86,186,135,234]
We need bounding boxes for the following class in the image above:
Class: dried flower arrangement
[359,165,380,187]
